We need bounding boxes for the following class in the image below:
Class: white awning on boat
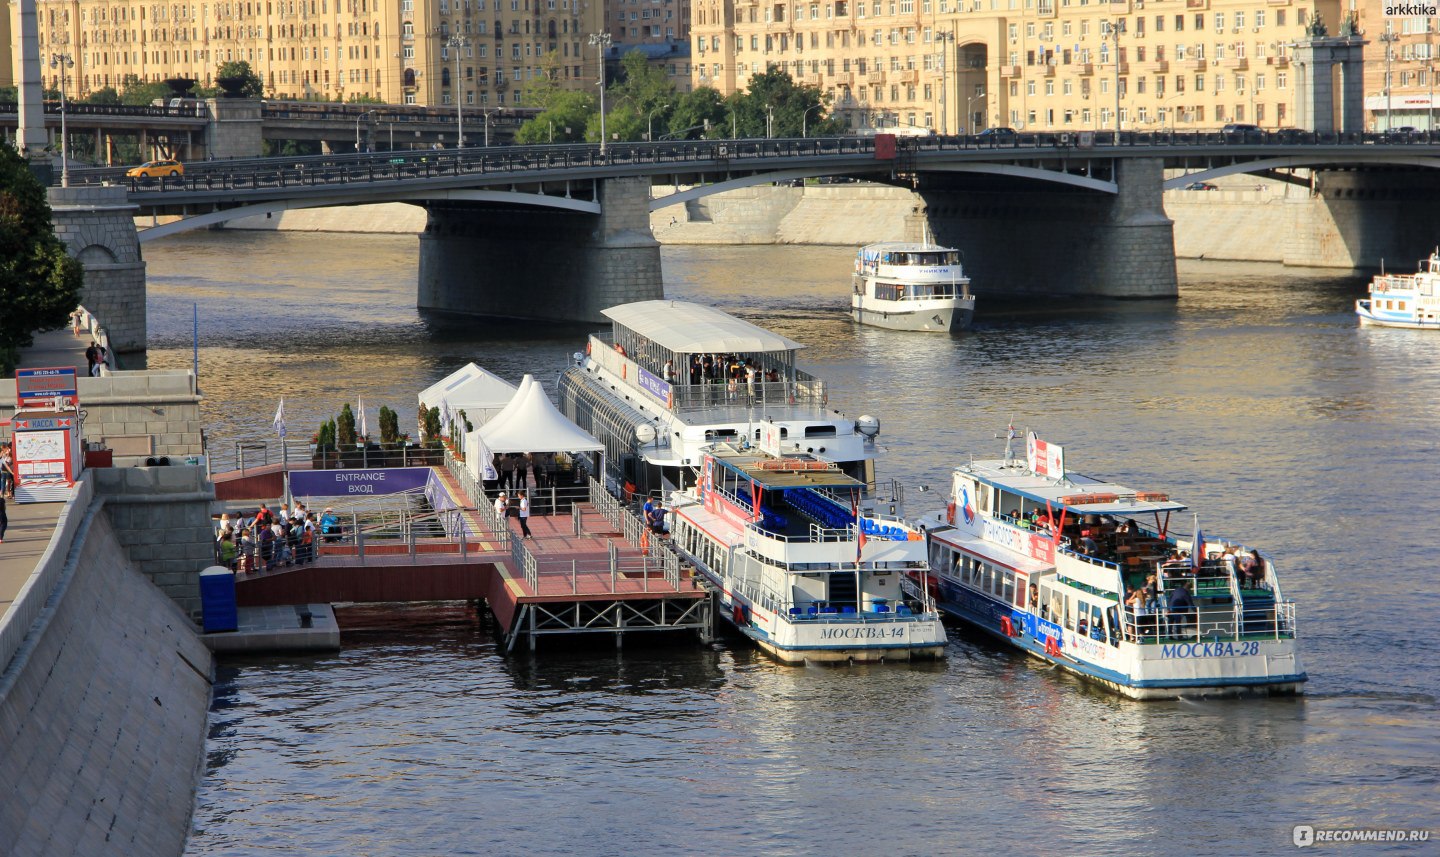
[601,301,806,354]
[477,375,604,454]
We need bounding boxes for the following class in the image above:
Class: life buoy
[1044,636,1061,657]
[946,502,956,525]
[1000,616,1016,637]
[585,341,592,356]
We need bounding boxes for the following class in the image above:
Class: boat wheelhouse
[915,432,1304,699]
[1356,249,1440,329]
[559,300,899,515]
[851,242,976,333]
[668,442,946,663]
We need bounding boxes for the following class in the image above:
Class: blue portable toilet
[199,565,238,633]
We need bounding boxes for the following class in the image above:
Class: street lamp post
[355,108,378,152]
[50,52,74,187]
[648,102,669,141]
[589,32,612,154]
[447,34,469,148]
[934,30,953,134]
[802,103,823,137]
[1104,19,1125,133]
[966,93,987,134]
[1379,21,1398,132]
[766,104,775,138]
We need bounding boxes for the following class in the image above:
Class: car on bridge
[976,127,1018,140]
[1183,181,1219,191]
[126,159,185,178]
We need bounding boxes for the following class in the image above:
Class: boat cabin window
[704,428,739,441]
[803,425,836,437]
[1063,594,1075,631]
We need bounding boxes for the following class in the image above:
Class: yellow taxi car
[126,159,185,178]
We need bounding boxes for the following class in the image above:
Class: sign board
[1025,431,1065,478]
[288,467,432,497]
[636,367,673,408]
[11,410,83,502]
[757,422,783,457]
[15,367,79,408]
[874,133,897,160]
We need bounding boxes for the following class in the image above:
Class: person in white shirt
[517,491,532,539]
[494,492,508,520]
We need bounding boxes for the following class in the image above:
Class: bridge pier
[1283,169,1440,269]
[417,176,663,323]
[912,158,1177,298]
[48,185,147,356]
[204,97,264,160]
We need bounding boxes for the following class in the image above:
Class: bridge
[47,129,1440,355]
[0,99,536,163]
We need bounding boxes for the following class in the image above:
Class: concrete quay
[202,603,341,654]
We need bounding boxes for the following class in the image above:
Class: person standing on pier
[0,492,8,543]
[517,491,533,539]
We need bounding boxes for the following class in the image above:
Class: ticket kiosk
[11,367,84,503]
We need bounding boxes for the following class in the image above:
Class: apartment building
[693,0,1344,133]
[1356,2,1437,130]
[23,0,603,108]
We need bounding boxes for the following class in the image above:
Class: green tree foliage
[84,87,122,105]
[727,68,841,138]
[346,94,384,104]
[317,419,337,450]
[378,406,400,445]
[337,403,357,447]
[0,146,85,374]
[515,89,594,144]
[216,60,265,98]
[117,75,171,106]
[668,87,728,140]
[422,407,442,447]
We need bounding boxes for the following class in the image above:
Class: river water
[146,232,1440,856]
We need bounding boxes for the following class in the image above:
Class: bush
[337,403,357,448]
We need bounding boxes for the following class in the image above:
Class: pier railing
[310,506,480,564]
[1115,595,1298,645]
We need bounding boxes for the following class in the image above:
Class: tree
[728,68,839,138]
[668,87,728,139]
[378,406,400,446]
[216,60,265,98]
[0,146,85,375]
[118,75,171,106]
[515,89,594,144]
[337,403,357,448]
[422,407,442,447]
[84,87,122,105]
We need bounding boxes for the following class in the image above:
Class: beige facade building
[693,0,1346,133]
[1356,3,1437,130]
[19,0,603,110]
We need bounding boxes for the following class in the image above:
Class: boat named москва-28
[913,429,1306,699]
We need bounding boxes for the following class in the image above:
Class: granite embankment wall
[0,478,213,857]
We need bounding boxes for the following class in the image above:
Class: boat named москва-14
[1356,249,1440,329]
[913,430,1305,699]
[852,242,976,333]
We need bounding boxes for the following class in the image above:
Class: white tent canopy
[477,375,604,454]
[418,363,517,419]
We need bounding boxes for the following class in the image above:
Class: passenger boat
[913,430,1305,699]
[559,300,946,662]
[1356,249,1440,329]
[851,242,975,332]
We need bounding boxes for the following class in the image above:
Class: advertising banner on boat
[1026,431,1065,478]
[636,367,673,408]
[289,467,433,497]
[982,517,1057,564]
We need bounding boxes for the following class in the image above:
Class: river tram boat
[851,242,975,333]
[665,442,945,663]
[558,300,945,662]
[913,431,1305,699]
[1356,249,1440,329]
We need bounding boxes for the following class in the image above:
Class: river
[143,232,1440,856]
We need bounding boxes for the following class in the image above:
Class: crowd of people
[214,502,341,574]
[490,452,563,491]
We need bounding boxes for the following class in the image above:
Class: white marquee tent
[418,363,517,429]
[464,375,603,483]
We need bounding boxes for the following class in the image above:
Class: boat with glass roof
[852,242,975,332]
[913,429,1305,699]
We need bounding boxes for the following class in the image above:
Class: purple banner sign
[636,367,673,407]
[289,467,433,497]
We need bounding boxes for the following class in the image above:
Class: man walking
[0,492,8,543]
[517,491,533,539]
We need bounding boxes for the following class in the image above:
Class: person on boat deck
[1080,532,1100,556]
[1027,583,1040,611]
[1125,588,1148,641]
[1245,550,1265,588]
[1168,582,1197,627]
[647,503,668,535]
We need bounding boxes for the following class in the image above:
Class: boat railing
[1115,591,1298,645]
[1059,545,1120,571]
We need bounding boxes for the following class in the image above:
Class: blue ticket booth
[198,566,238,633]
